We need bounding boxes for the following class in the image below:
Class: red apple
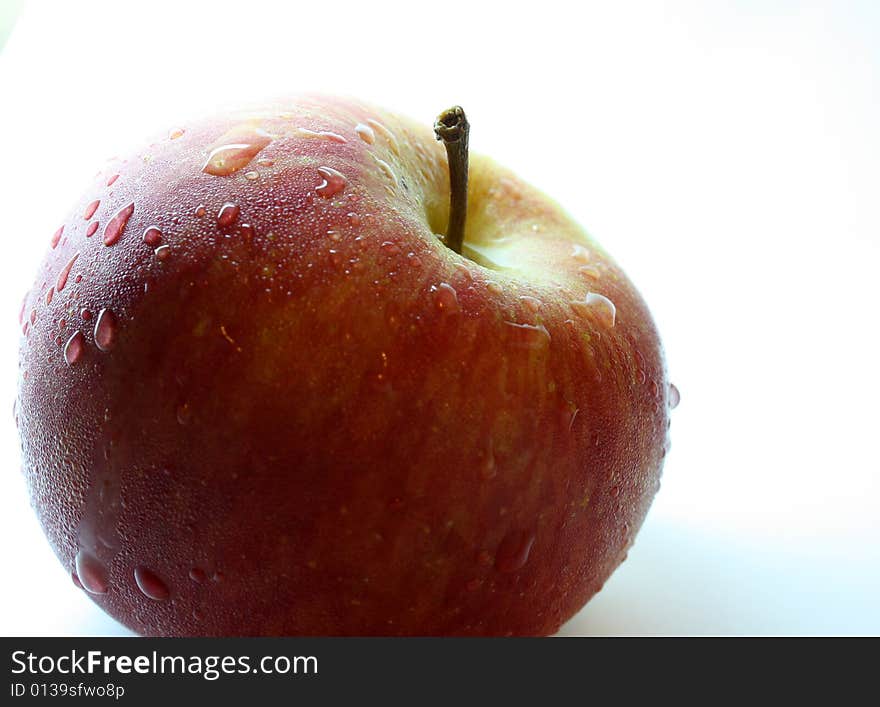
[16,95,673,635]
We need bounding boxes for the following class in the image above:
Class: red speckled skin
[16,96,670,636]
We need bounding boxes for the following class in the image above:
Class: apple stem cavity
[434,106,470,255]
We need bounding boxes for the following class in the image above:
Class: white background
[0,0,877,636]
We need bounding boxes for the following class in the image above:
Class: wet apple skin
[17,96,670,636]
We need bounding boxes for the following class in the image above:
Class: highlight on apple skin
[15,95,675,636]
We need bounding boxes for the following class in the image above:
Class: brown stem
[434,106,469,255]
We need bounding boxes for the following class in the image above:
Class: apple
[16,95,674,636]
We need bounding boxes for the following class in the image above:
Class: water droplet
[668,383,680,409]
[244,170,259,180]
[216,202,240,227]
[188,567,206,583]
[176,403,191,425]
[373,157,396,184]
[355,123,375,144]
[103,202,135,246]
[143,227,163,247]
[134,566,170,600]
[86,221,99,237]
[71,568,84,590]
[29,309,36,325]
[81,309,92,320]
[571,244,591,263]
[480,439,497,480]
[486,281,503,295]
[192,609,205,622]
[94,309,117,351]
[75,274,83,284]
[64,331,85,365]
[431,282,460,314]
[495,530,535,573]
[366,119,399,154]
[59,319,66,329]
[74,550,108,594]
[106,173,120,186]
[504,321,551,350]
[257,158,275,167]
[578,265,601,280]
[315,166,346,198]
[155,245,171,261]
[56,253,79,291]
[571,292,616,327]
[194,205,206,218]
[83,200,100,220]
[202,127,272,176]
[295,127,347,143]
[46,287,54,305]
[519,295,542,314]
[51,226,64,249]
[169,128,185,140]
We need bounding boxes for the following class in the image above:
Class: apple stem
[434,106,470,255]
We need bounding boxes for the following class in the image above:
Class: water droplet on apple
[366,119,399,154]
[217,202,240,227]
[480,440,497,480]
[486,281,503,295]
[244,170,260,181]
[295,127,347,143]
[155,245,172,261]
[46,287,54,305]
[134,566,170,601]
[347,212,361,227]
[373,157,396,184]
[81,308,92,321]
[578,265,601,280]
[668,383,680,409]
[355,123,375,144]
[143,227,163,247]
[202,128,272,176]
[176,403,191,425]
[169,128,185,140]
[195,205,206,218]
[71,568,84,590]
[83,200,100,220]
[106,173,120,186]
[103,202,135,246]
[571,292,616,327]
[188,567,206,583]
[74,550,109,594]
[519,295,542,314]
[86,221,99,237]
[495,530,535,573]
[504,321,550,350]
[51,226,64,249]
[93,309,117,352]
[431,282,460,314]
[57,253,79,292]
[571,244,591,263]
[315,167,346,199]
